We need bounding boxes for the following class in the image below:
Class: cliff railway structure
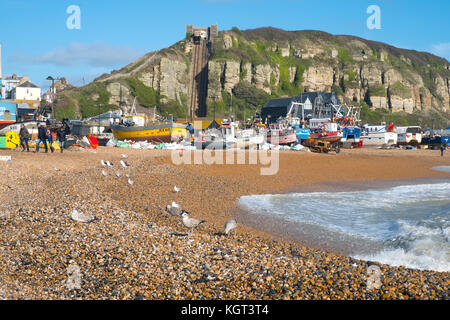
[186,25,218,120]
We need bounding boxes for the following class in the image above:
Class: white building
[2,75,30,99]
[12,81,41,101]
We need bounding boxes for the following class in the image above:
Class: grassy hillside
[54,27,450,127]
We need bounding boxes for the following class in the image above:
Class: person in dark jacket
[441,144,446,157]
[58,126,67,153]
[19,124,30,152]
[35,123,49,153]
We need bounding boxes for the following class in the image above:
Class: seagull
[224,219,237,235]
[120,160,130,168]
[166,202,182,217]
[181,211,205,229]
[71,209,95,223]
[54,167,61,172]
[101,160,107,167]
[125,173,131,178]
[106,161,114,167]
[116,171,122,178]
[128,178,135,185]
[102,170,109,177]
[122,154,128,159]
[173,186,181,193]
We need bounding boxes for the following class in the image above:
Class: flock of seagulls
[100,155,134,185]
[165,188,237,236]
[76,153,238,236]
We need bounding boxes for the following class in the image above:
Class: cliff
[54,27,450,125]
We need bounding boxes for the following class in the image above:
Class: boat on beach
[341,126,362,148]
[266,122,297,145]
[360,124,397,147]
[309,122,342,144]
[111,122,188,143]
[397,126,423,145]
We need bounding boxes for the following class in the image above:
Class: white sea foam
[239,182,450,272]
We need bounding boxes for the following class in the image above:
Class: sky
[0,0,449,91]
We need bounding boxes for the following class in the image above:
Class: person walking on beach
[47,127,55,153]
[441,144,446,157]
[19,124,30,152]
[57,126,67,153]
[35,123,48,153]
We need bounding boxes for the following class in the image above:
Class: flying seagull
[166,202,182,217]
[71,209,95,223]
[173,186,181,193]
[224,219,237,235]
[181,211,206,229]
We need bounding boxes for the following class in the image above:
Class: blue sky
[1,0,449,91]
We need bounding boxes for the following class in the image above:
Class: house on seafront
[11,81,41,101]
[261,92,342,124]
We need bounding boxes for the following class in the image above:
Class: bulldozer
[305,138,341,154]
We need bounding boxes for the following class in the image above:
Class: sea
[239,176,450,273]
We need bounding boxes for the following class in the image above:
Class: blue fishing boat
[296,128,311,141]
[341,127,361,148]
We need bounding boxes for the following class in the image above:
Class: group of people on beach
[19,123,70,154]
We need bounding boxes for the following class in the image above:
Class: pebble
[0,148,447,300]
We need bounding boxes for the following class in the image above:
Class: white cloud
[29,42,142,67]
[431,43,450,61]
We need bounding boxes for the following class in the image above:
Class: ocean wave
[239,182,450,272]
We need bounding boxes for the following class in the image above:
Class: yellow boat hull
[111,123,188,143]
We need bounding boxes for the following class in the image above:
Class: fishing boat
[341,126,362,148]
[111,122,188,143]
[309,122,342,143]
[0,120,46,139]
[266,122,297,145]
[360,124,397,147]
[110,96,188,143]
[195,120,237,150]
[397,126,423,145]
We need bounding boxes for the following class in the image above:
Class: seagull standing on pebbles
[173,186,181,193]
[128,178,135,185]
[116,171,122,178]
[166,202,182,216]
[224,219,237,235]
[122,154,128,159]
[102,170,109,177]
[106,161,114,167]
[120,160,130,168]
[181,211,205,230]
[101,160,107,167]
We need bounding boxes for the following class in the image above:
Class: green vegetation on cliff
[54,27,449,126]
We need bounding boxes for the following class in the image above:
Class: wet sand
[0,147,448,300]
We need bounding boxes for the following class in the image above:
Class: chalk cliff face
[57,27,450,118]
